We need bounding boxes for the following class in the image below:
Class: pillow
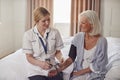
[105,66,120,80]
[107,37,120,59]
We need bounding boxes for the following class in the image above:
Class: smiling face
[37,15,50,30]
[79,16,92,33]
[33,7,50,31]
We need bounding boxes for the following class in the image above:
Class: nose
[45,21,50,25]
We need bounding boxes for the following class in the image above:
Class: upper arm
[90,37,108,73]
[68,44,77,62]
[22,32,33,54]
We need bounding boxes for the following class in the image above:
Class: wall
[0,0,120,58]
[101,0,120,37]
[0,0,14,58]
[13,0,26,50]
[0,0,26,58]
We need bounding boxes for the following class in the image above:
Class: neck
[37,27,46,37]
[85,33,100,40]
[85,33,92,39]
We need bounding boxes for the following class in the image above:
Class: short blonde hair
[33,7,50,25]
[79,10,101,36]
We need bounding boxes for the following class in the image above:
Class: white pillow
[105,66,120,80]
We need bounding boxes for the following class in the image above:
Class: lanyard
[37,32,49,54]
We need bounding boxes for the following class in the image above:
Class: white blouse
[77,46,96,80]
[83,46,96,69]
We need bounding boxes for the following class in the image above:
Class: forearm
[55,50,64,63]
[48,57,73,77]
[58,57,73,72]
[74,67,92,76]
[26,54,42,66]
[80,67,91,74]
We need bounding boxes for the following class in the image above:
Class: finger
[48,73,53,77]
[43,66,50,70]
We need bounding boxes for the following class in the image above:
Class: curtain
[70,0,101,36]
[26,0,53,31]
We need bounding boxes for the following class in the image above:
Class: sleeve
[68,44,77,62]
[55,29,64,50]
[90,37,108,73]
[71,32,84,47]
[71,35,78,47]
[22,32,33,54]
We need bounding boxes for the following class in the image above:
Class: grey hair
[78,10,102,36]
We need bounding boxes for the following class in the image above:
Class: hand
[72,68,91,76]
[72,70,84,76]
[60,57,64,63]
[39,61,52,70]
[48,70,57,77]
[72,71,82,76]
[72,71,78,76]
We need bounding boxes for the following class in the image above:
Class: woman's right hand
[39,61,52,70]
[26,54,52,70]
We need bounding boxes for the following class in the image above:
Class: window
[53,0,71,38]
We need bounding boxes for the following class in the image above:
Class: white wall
[0,0,14,58]
[13,0,26,50]
[101,0,120,37]
[0,0,120,58]
[0,0,26,58]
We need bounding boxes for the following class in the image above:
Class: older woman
[49,10,108,80]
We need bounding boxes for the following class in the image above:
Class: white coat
[22,26,64,77]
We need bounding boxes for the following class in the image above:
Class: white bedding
[0,37,120,80]
[0,49,28,80]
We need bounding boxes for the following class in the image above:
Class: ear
[90,24,93,32]
[78,24,81,32]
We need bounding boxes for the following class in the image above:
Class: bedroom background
[0,0,120,59]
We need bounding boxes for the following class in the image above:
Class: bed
[0,37,120,80]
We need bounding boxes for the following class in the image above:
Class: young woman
[23,7,64,80]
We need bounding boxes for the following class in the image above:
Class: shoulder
[50,27,59,33]
[24,29,32,35]
[49,27,60,35]
[73,32,84,40]
[99,37,107,44]
[23,28,35,39]
[74,32,84,38]
[72,32,84,46]
[97,36,108,48]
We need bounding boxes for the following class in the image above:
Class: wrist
[58,67,62,72]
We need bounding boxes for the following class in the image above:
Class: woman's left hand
[72,71,79,76]
[72,68,91,76]
[72,70,83,76]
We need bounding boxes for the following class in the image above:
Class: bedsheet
[0,37,120,80]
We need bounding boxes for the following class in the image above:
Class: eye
[82,22,85,24]
[80,22,85,24]
[42,20,46,23]
[41,19,50,22]
[47,19,50,21]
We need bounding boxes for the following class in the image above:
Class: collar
[33,25,50,38]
